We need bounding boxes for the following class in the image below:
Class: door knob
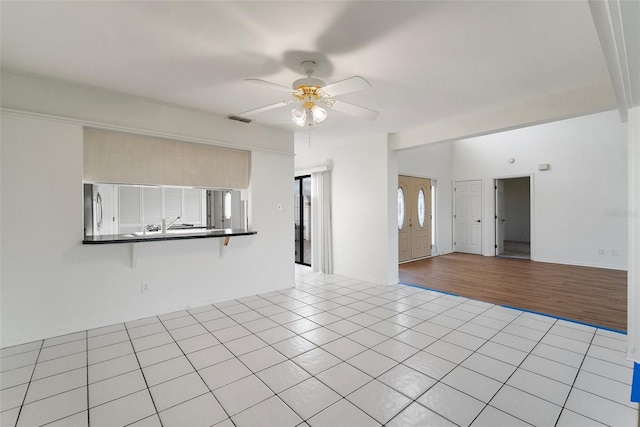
[476,220,481,223]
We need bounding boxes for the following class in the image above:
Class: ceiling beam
[389,81,615,150]
[589,0,640,122]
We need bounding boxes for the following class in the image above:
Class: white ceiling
[0,1,615,146]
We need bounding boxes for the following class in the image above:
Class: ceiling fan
[238,60,379,128]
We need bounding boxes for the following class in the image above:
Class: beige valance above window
[83,128,250,189]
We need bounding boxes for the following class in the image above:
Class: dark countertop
[83,228,257,244]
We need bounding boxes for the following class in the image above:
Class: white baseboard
[532,256,628,271]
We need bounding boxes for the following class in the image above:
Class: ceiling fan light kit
[292,102,328,128]
[239,60,379,128]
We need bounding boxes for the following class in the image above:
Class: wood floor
[399,253,628,332]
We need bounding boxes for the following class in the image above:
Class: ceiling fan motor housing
[292,77,325,91]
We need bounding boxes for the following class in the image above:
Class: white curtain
[311,171,333,274]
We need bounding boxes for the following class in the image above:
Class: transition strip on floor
[398,281,627,335]
[633,363,640,403]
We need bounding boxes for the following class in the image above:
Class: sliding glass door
[294,175,311,265]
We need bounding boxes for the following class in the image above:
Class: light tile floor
[1,267,639,426]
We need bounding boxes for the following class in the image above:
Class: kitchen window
[84,183,244,236]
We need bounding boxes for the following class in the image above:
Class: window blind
[83,128,250,189]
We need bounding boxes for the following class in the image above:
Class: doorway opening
[495,177,531,259]
[294,175,311,266]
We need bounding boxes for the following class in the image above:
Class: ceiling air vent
[227,115,252,124]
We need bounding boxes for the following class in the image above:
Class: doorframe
[294,174,311,267]
[430,179,437,256]
[410,175,440,258]
[492,174,535,259]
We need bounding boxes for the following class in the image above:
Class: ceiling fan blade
[238,100,297,116]
[321,76,371,97]
[330,99,379,120]
[246,78,294,93]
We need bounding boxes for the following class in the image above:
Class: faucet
[161,216,181,233]
[144,223,161,233]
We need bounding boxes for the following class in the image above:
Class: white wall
[0,75,294,347]
[397,141,454,255]
[452,110,627,269]
[330,135,396,284]
[295,134,398,285]
[1,73,290,154]
[397,110,627,269]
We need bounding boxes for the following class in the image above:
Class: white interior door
[496,179,505,255]
[455,180,482,254]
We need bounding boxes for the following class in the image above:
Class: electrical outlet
[141,282,150,293]
[598,248,607,256]
[612,249,620,256]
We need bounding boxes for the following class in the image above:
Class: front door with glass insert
[398,175,432,262]
[412,178,431,258]
[398,176,412,262]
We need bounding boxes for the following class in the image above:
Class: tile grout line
[221,295,368,424]
[553,328,599,427]
[384,298,562,424]
[481,314,626,425]
[296,281,449,424]
[362,283,497,423]
[122,317,164,427]
[4,338,87,383]
[296,281,451,422]
[285,283,400,425]
[188,298,321,423]
[276,279,630,425]
[401,294,509,426]
[295,278,441,422]
[86,330,90,427]
[12,339,44,426]
[6,354,91,420]
[465,309,557,427]
[342,287,499,423]
[249,283,409,424]
[158,309,235,426]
